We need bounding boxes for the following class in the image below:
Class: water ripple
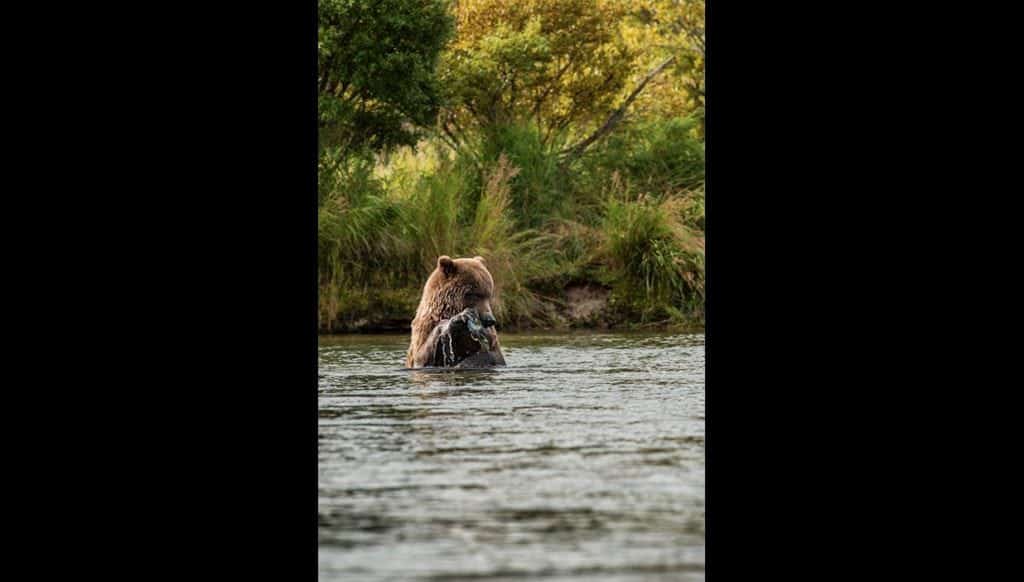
[319,332,705,581]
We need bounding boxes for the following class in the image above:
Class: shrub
[600,192,704,324]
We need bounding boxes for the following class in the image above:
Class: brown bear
[406,255,507,368]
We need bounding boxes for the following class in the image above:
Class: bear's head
[425,255,497,328]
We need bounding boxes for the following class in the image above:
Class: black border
[42,1,910,578]
[63,2,323,578]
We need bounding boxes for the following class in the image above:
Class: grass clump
[599,190,705,326]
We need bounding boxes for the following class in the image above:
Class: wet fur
[406,256,506,368]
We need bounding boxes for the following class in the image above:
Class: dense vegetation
[319,0,705,332]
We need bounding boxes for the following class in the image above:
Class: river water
[319,332,705,581]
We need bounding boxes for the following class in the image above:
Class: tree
[318,0,455,157]
[438,0,638,148]
[624,0,705,134]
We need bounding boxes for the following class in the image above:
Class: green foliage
[439,0,636,143]
[398,158,469,273]
[317,142,705,332]
[624,0,705,133]
[475,123,569,228]
[317,151,571,332]
[318,153,409,289]
[583,117,705,195]
[600,193,704,324]
[317,0,706,333]
[464,155,570,327]
[318,0,454,156]
[317,0,459,330]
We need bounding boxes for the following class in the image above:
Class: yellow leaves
[439,0,703,142]
[616,0,704,124]
[442,0,642,137]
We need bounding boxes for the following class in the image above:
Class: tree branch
[440,122,462,152]
[533,56,575,120]
[559,56,675,162]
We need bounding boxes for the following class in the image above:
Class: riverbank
[319,280,704,334]
[319,121,705,335]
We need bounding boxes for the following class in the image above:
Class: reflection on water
[319,332,705,581]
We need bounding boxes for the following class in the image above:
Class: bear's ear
[474,255,485,264]
[437,255,456,277]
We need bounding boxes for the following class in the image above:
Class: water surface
[319,332,705,581]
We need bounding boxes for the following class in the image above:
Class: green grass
[317,117,705,333]
[600,192,705,325]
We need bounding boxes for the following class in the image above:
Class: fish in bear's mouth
[465,309,493,352]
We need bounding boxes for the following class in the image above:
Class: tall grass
[466,155,567,327]
[477,124,570,228]
[317,151,568,331]
[317,116,705,332]
[318,154,412,328]
[600,190,705,324]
